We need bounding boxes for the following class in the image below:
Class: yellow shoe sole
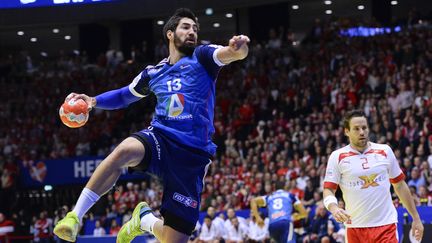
[54,224,77,242]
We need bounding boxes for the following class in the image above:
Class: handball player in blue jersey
[53,8,250,243]
[251,183,307,243]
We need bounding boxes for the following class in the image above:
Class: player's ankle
[73,188,100,221]
[140,212,159,234]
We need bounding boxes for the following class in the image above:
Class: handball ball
[59,99,89,128]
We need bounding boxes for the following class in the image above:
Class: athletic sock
[140,210,159,234]
[72,188,100,221]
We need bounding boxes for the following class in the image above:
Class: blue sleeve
[289,193,299,205]
[95,69,152,110]
[95,86,141,110]
[194,44,225,80]
[263,196,268,206]
[129,70,152,97]
[332,218,340,232]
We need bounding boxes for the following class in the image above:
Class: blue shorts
[268,220,295,243]
[129,127,211,235]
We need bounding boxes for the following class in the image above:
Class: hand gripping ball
[59,99,89,128]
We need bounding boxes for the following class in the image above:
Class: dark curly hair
[162,8,199,44]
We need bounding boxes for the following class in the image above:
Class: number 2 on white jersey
[361,157,370,169]
[167,78,182,92]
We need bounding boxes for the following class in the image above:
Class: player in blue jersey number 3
[53,8,250,243]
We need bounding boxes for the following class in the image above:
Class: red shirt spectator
[109,219,121,236]
[290,181,305,200]
[34,212,52,240]
[0,213,14,236]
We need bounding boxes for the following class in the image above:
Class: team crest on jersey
[173,192,198,208]
[166,93,185,117]
[326,169,334,178]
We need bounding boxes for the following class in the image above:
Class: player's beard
[174,33,196,56]
[356,137,368,149]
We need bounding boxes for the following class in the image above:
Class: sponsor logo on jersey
[173,192,198,208]
[359,174,379,189]
[341,173,386,188]
[165,114,193,120]
[364,149,387,158]
[338,151,359,163]
[326,169,334,178]
[271,211,286,219]
[143,130,161,160]
[166,93,185,117]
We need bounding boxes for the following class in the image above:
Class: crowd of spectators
[1,14,432,242]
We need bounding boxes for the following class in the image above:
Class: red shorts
[346,223,398,243]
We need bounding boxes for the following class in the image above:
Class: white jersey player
[323,110,423,243]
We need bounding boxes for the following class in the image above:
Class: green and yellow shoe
[117,202,151,243]
[53,212,79,242]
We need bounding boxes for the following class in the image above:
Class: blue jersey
[264,190,299,224]
[129,45,224,155]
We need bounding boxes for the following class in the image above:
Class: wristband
[324,195,338,210]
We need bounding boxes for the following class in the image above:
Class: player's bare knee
[111,138,145,167]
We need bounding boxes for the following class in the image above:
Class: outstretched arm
[392,180,424,242]
[216,35,250,65]
[66,85,142,111]
[94,86,142,110]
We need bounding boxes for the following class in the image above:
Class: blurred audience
[0,15,432,242]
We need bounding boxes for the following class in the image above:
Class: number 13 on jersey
[167,78,182,92]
